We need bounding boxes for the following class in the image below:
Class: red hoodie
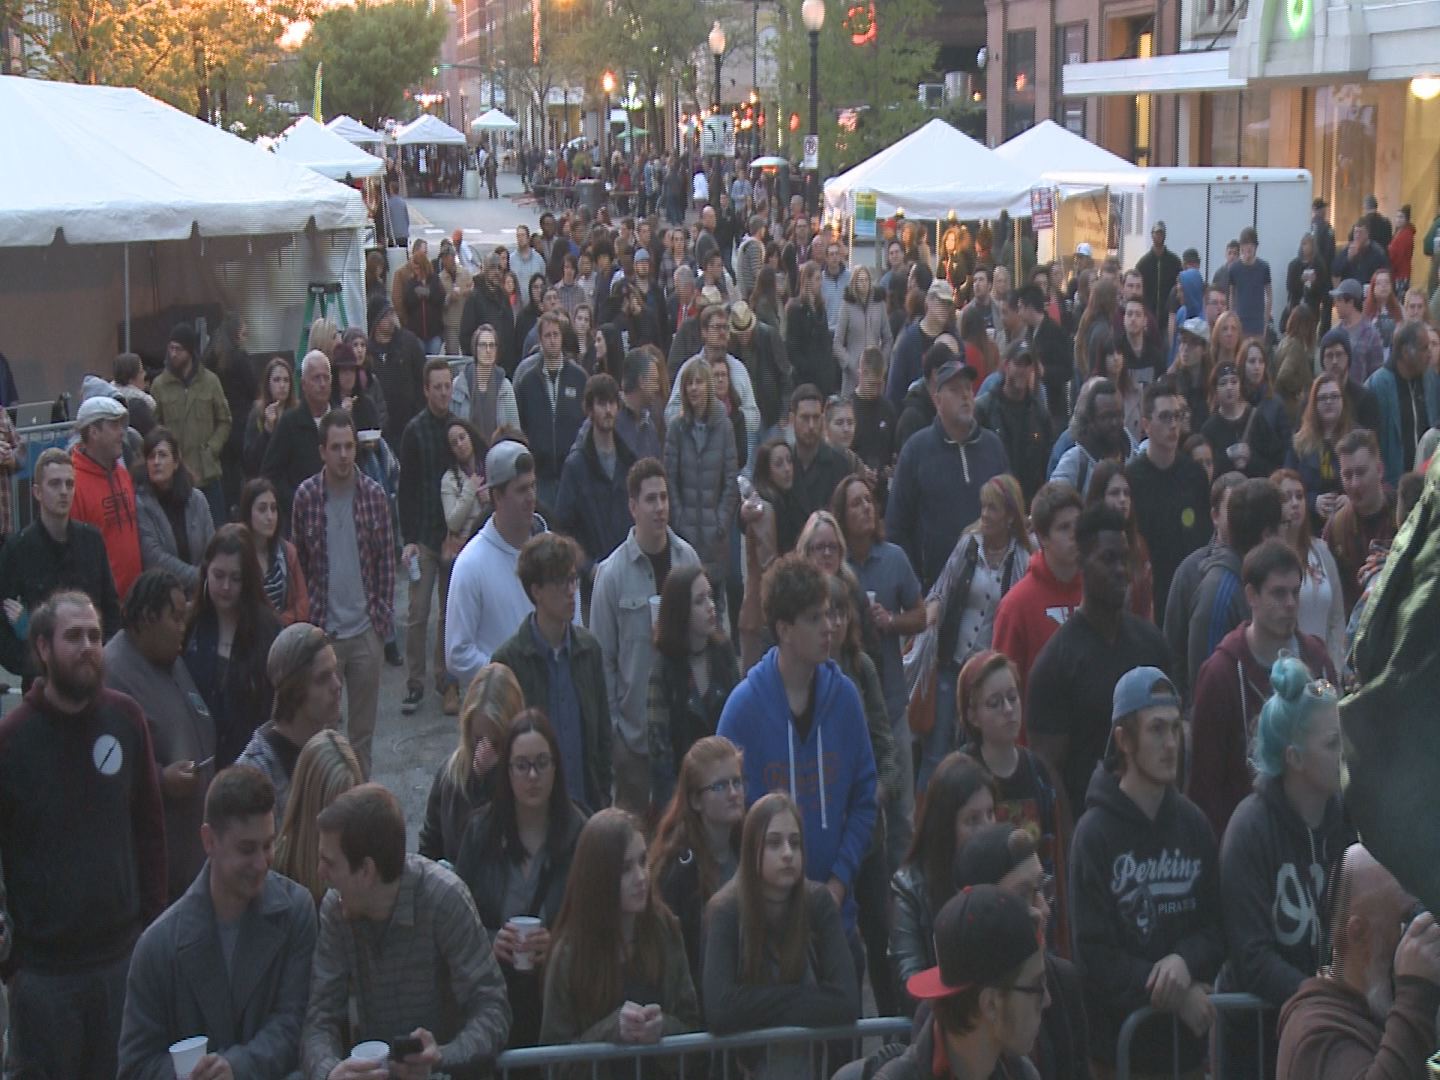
[1188,621,1336,838]
[70,445,142,601]
[994,548,1083,709]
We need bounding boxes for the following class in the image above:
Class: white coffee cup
[350,1040,391,1063]
[169,1036,207,1079]
[648,595,662,628]
[865,590,877,606]
[509,915,543,971]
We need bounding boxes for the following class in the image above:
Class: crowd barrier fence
[1114,992,1270,1080]
[493,1017,912,1080]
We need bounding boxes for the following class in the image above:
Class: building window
[1203,89,1270,166]
[1054,23,1087,136]
[1004,29,1037,139]
[1304,84,1381,244]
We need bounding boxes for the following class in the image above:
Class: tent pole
[1013,217,1021,285]
[123,243,132,353]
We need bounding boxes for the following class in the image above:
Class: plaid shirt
[292,469,395,640]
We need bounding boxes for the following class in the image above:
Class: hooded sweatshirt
[716,648,877,931]
[1187,622,1336,837]
[1068,764,1223,1072]
[886,416,1011,590]
[1275,973,1440,1080]
[1219,775,1355,1008]
[1186,544,1248,690]
[70,444,142,601]
[991,548,1083,703]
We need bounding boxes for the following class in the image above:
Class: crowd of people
[1,179,1439,1080]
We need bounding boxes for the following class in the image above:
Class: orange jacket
[70,445,142,600]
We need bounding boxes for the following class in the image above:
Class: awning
[1063,49,1246,97]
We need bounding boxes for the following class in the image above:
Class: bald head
[1330,844,1416,1014]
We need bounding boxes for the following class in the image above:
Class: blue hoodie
[717,648,877,930]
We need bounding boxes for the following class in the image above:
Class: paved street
[408,170,541,259]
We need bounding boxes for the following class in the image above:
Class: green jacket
[492,618,613,815]
[151,365,232,487]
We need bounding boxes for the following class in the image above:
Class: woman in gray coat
[833,265,892,398]
[135,426,215,591]
[664,361,738,614]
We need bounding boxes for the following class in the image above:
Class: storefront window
[1203,90,1270,167]
[1402,92,1440,279]
[1005,29,1037,139]
[1304,84,1381,240]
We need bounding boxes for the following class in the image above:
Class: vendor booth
[0,75,367,400]
[326,114,384,146]
[274,116,385,182]
[994,120,1141,265]
[393,114,469,197]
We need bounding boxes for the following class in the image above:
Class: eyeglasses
[808,541,841,556]
[701,776,745,796]
[510,755,554,777]
[1316,393,1343,404]
[982,689,1021,712]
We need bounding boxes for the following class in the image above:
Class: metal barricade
[494,1017,912,1080]
[1114,992,1270,1080]
[8,421,76,535]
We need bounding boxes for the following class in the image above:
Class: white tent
[274,116,385,181]
[823,118,1038,221]
[0,76,367,397]
[994,120,1139,195]
[471,108,519,132]
[394,113,468,146]
[326,114,383,145]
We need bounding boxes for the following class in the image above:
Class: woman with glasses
[456,707,588,1050]
[702,792,858,1043]
[908,474,1031,794]
[1284,374,1354,529]
[540,808,699,1062]
[649,736,746,985]
[957,651,1068,957]
[951,824,1090,1080]
[1217,658,1354,1079]
[647,566,740,811]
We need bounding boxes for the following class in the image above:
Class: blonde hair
[273,730,364,902]
[307,317,341,361]
[446,663,526,791]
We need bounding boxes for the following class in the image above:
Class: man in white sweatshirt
[444,441,544,690]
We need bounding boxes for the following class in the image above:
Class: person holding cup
[455,708,587,1049]
[540,809,700,1061]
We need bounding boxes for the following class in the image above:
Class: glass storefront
[1303,83,1383,237]
[1005,29,1037,139]
[1204,89,1271,167]
[1401,91,1440,267]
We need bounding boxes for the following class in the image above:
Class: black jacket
[976,388,1055,504]
[1032,316,1074,424]
[1069,764,1223,1072]
[785,300,838,397]
[895,380,936,453]
[368,327,426,450]
[554,430,635,566]
[514,360,589,486]
[0,519,121,680]
[260,405,324,517]
[459,282,520,376]
[732,322,792,432]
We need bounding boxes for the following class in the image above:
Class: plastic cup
[648,595,661,628]
[407,551,422,582]
[865,591,877,606]
[169,1036,207,1079]
[350,1041,391,1063]
[509,915,543,971]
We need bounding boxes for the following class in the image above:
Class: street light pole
[801,0,825,216]
[601,70,615,171]
[708,20,726,189]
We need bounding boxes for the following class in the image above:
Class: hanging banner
[854,191,877,239]
[1030,186,1055,231]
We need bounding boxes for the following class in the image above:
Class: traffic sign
[803,134,819,169]
[854,191,877,238]
[702,115,735,157]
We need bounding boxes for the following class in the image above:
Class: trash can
[463,169,481,199]
[576,178,605,214]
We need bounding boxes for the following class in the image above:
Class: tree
[493,0,586,145]
[771,0,938,173]
[0,0,309,120]
[299,0,447,126]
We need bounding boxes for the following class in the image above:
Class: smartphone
[390,1036,423,1060]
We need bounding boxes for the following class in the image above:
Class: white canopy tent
[471,108,519,132]
[394,113,468,146]
[326,114,383,145]
[994,120,1140,196]
[274,116,385,181]
[823,119,1038,221]
[0,76,367,397]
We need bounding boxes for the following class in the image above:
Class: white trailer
[1108,167,1314,287]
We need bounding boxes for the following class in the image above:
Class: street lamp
[708,21,726,111]
[601,69,616,167]
[801,0,824,214]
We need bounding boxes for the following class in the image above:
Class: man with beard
[1276,843,1440,1080]
[0,591,167,1080]
[460,253,519,375]
[118,767,317,1080]
[1051,377,1131,495]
